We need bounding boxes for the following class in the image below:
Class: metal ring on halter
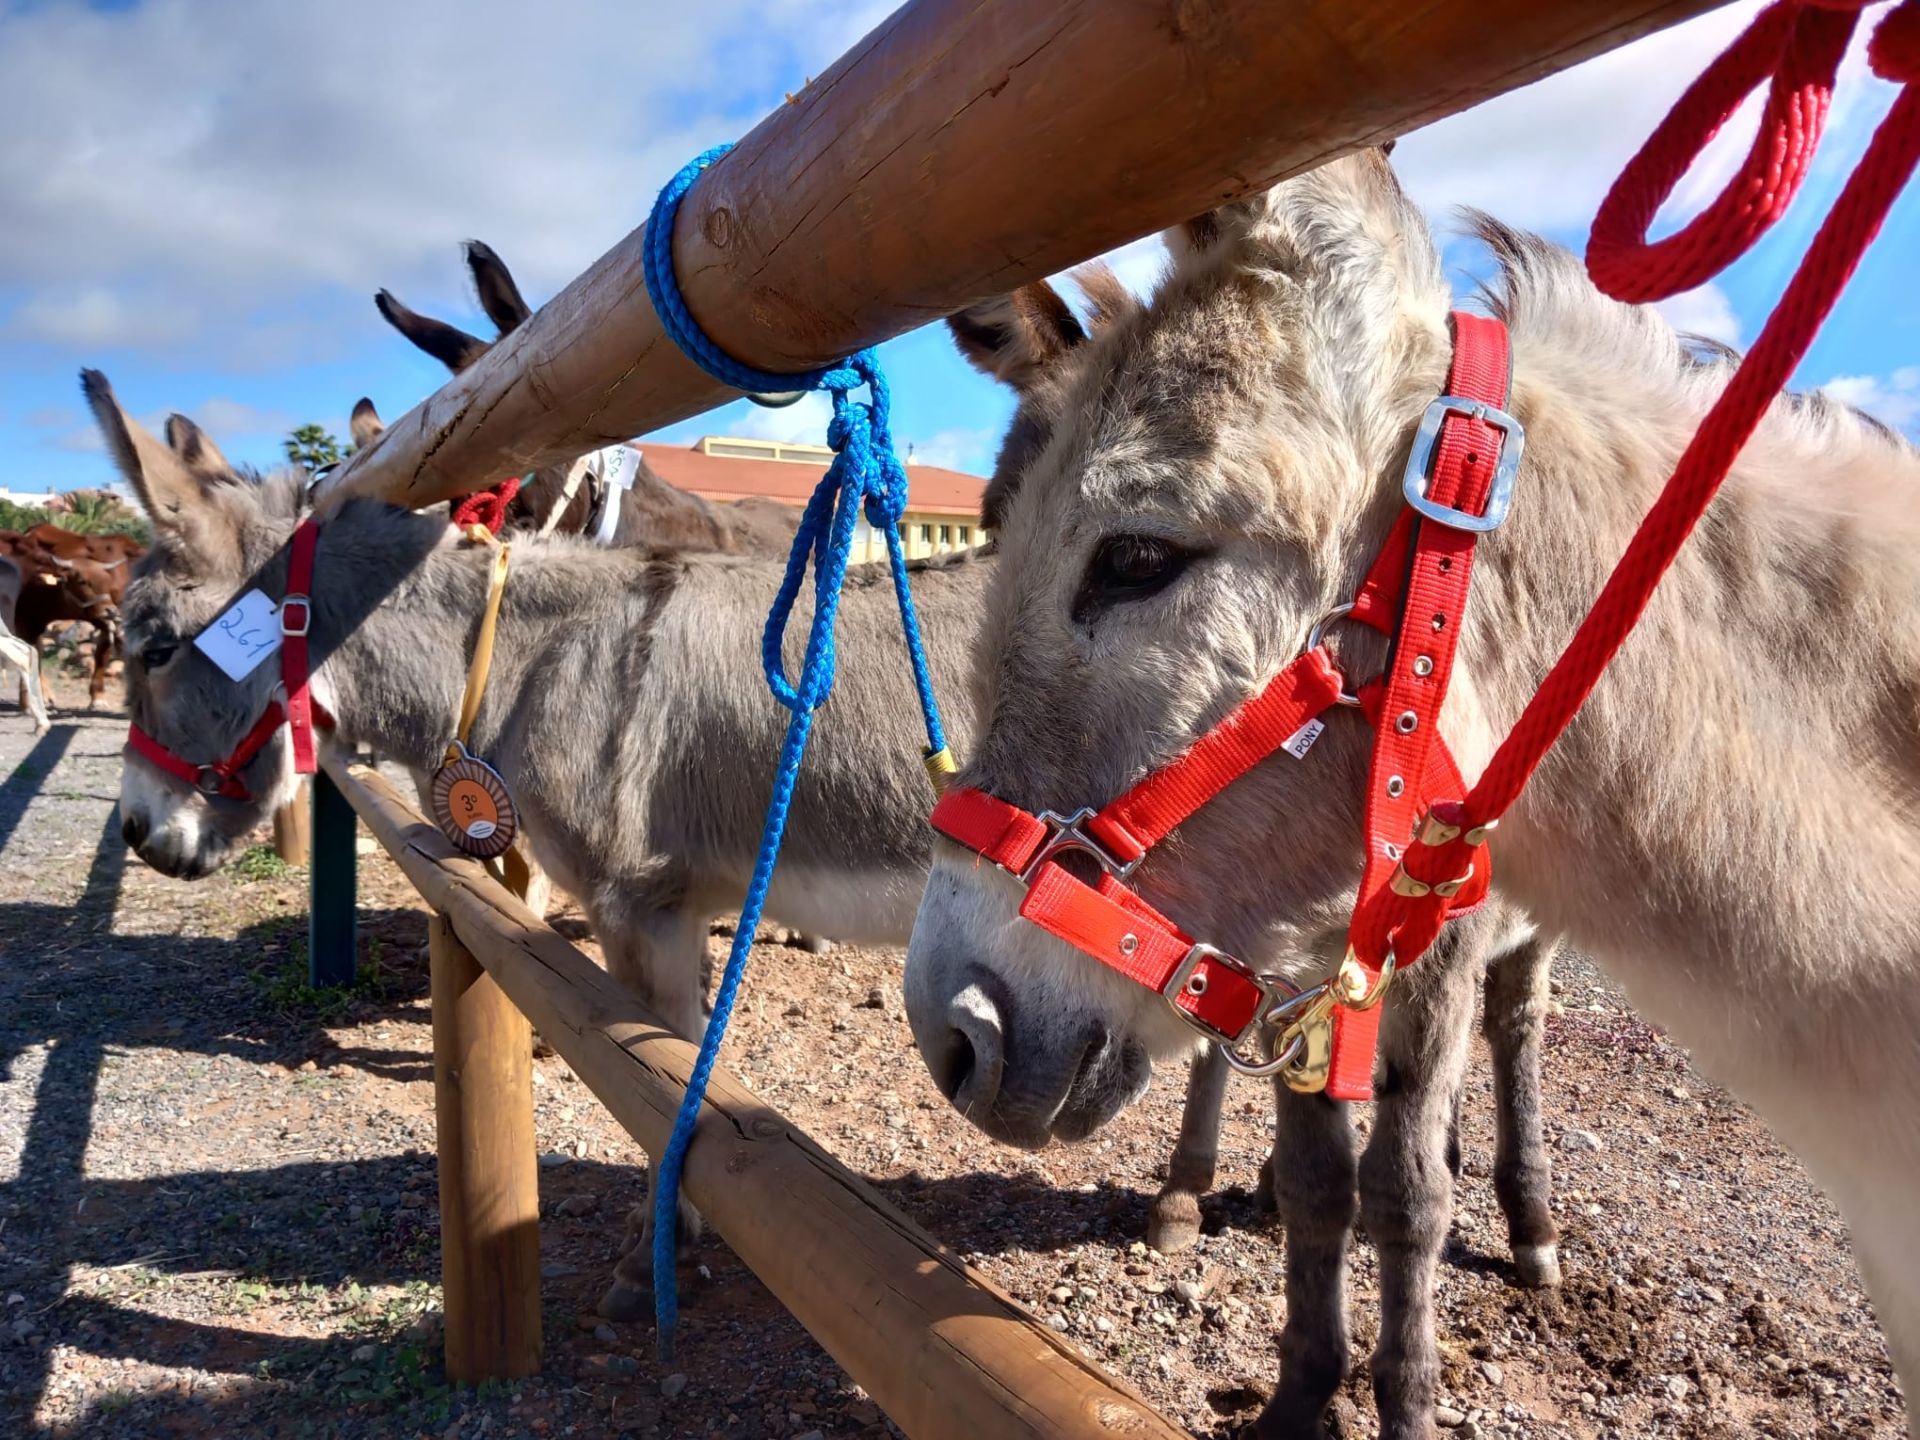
[1218,980,1328,1077]
[1301,603,1363,707]
[1336,947,1399,1011]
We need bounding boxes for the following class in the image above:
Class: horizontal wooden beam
[321,748,1188,1440]
[327,0,1729,513]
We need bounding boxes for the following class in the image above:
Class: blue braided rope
[641,146,947,1355]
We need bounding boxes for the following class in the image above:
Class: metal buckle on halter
[280,595,312,638]
[194,765,228,797]
[1161,944,1316,1075]
[1300,604,1364,708]
[1016,808,1141,884]
[1402,395,1524,533]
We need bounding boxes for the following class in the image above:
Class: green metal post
[309,766,358,987]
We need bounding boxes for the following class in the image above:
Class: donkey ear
[464,241,533,335]
[348,398,385,450]
[374,289,491,373]
[83,372,231,553]
[946,280,1087,394]
[164,413,234,483]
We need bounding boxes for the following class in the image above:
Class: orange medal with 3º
[431,742,518,858]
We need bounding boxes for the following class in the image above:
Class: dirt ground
[0,676,1904,1439]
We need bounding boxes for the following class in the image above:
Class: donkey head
[87,373,309,877]
[903,152,1464,1146]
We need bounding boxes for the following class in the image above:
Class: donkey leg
[599,903,711,1322]
[1148,1045,1229,1253]
[1483,928,1560,1288]
[1359,927,1484,1440]
[1253,1085,1358,1439]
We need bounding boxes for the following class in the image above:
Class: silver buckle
[1401,395,1524,533]
[1016,807,1141,883]
[280,595,312,638]
[1163,942,1303,1053]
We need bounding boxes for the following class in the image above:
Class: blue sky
[2,0,1913,495]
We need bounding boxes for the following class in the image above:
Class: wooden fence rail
[326,0,1728,516]
[320,747,1189,1440]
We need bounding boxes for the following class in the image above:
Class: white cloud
[1396,4,1771,235]
[1822,369,1920,431]
[194,398,296,438]
[0,0,897,362]
[906,428,995,475]
[1655,283,1742,348]
[722,391,834,446]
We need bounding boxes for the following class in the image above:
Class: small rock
[1666,1375,1692,1401]
[783,1002,808,1019]
[1435,1407,1468,1429]
[298,1059,318,1073]
[1094,1317,1114,1334]
[1667,1085,1692,1101]
[1456,1423,1480,1440]
[539,1262,578,1280]
[1576,1393,1597,1412]
[1701,1285,1726,1304]
[351,1343,379,1363]
[556,1194,599,1218]
[537,1152,572,1169]
[593,1323,618,1345]
[1046,1313,1069,1332]
[660,1372,689,1399]
[1559,1129,1604,1154]
[1478,1360,1504,1386]
[862,987,886,1009]
[4,1295,21,1307]
[402,1314,440,1342]
[1049,1285,1074,1304]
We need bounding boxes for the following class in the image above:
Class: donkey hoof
[597,1276,651,1323]
[1146,1191,1203,1254]
[1513,1241,1562,1290]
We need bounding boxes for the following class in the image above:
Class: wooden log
[430,912,543,1383]
[326,0,1729,516]
[272,785,310,866]
[322,748,1186,1440]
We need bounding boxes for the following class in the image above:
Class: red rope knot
[449,475,522,535]
[1870,0,1920,80]
[1586,0,1867,303]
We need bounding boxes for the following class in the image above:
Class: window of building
[939,525,952,545]
[959,526,971,544]
[918,524,932,543]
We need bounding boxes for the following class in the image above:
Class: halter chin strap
[126,517,331,802]
[931,312,1517,1100]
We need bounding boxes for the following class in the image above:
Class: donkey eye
[141,642,177,670]
[1082,534,1194,604]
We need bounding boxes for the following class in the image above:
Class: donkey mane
[1467,212,1920,505]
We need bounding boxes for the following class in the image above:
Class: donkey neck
[1442,333,1920,1017]
[301,501,538,773]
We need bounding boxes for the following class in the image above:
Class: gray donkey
[372,241,799,553]
[95,341,1558,1358]
[904,149,1920,1438]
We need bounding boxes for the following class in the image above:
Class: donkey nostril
[936,981,1007,1117]
[121,813,149,850]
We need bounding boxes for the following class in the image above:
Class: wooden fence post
[273,782,310,865]
[308,766,357,987]
[430,911,543,1383]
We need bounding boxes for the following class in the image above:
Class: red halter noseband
[126,518,331,802]
[931,313,1517,1100]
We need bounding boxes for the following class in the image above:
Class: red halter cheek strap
[126,518,333,802]
[931,312,1516,1098]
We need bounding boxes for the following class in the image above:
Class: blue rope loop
[640,147,948,1356]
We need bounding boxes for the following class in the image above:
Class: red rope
[1459,0,1920,833]
[449,475,522,535]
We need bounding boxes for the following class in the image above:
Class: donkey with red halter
[904,150,1920,1437]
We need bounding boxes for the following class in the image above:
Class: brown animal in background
[0,527,137,706]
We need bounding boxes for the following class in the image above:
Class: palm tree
[284,424,343,471]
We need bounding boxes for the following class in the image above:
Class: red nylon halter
[126,518,330,802]
[932,312,1515,1098]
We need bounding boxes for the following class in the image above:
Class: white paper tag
[1282,717,1325,760]
[599,444,641,494]
[193,589,284,682]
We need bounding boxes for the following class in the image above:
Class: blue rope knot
[639,145,951,1357]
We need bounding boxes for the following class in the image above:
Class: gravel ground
[0,677,1903,1438]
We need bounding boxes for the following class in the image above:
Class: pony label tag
[430,743,519,859]
[1283,718,1326,760]
[193,589,284,682]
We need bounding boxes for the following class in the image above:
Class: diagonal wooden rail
[327,0,1730,514]
[321,748,1189,1440]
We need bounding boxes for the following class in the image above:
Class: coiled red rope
[449,474,522,535]
[1462,0,1920,831]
